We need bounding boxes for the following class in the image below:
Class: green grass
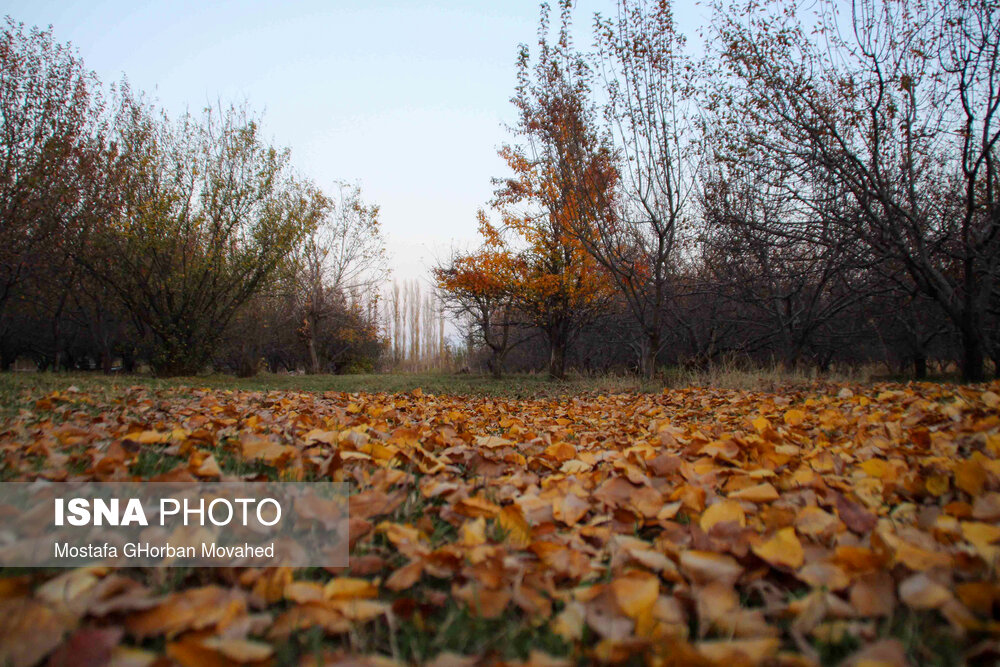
[269,600,571,665]
[0,370,669,406]
[0,363,916,412]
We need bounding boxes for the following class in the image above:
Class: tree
[710,0,1000,381]
[82,102,314,376]
[491,1,616,379]
[294,182,386,374]
[568,0,695,378]
[434,224,528,378]
[698,140,872,369]
[0,18,102,367]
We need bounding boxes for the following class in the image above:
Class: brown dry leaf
[954,458,987,496]
[327,598,389,622]
[454,496,501,518]
[385,560,423,592]
[268,602,351,638]
[797,562,850,591]
[696,638,781,663]
[680,550,744,585]
[199,638,274,662]
[899,573,952,610]
[794,506,839,539]
[553,492,590,526]
[850,572,897,617]
[839,638,909,667]
[9,377,1000,663]
[583,587,633,640]
[453,584,510,619]
[972,492,1000,521]
[240,436,293,464]
[283,581,324,604]
[126,586,246,639]
[47,627,123,667]
[0,598,74,667]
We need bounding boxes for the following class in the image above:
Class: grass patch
[129,449,185,477]
[268,599,571,664]
[0,370,667,400]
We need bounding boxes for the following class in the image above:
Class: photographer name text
[53,541,275,559]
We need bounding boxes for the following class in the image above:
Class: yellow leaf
[454,496,501,518]
[728,482,779,503]
[551,601,585,642]
[752,527,804,570]
[954,458,987,496]
[284,581,324,603]
[460,517,487,547]
[497,505,532,548]
[323,578,377,600]
[962,521,1000,563]
[130,430,169,444]
[194,454,221,478]
[859,459,891,479]
[925,474,950,497]
[610,572,659,637]
[700,500,746,533]
[783,409,806,427]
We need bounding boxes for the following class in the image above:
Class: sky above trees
[2,0,706,282]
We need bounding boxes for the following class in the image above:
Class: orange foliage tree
[433,218,527,378]
[486,0,617,379]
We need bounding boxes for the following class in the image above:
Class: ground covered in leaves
[1,379,999,666]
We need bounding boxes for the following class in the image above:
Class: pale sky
[3,0,707,284]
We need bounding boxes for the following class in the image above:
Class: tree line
[0,18,387,376]
[435,0,1000,382]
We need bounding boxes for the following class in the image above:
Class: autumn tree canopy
[0,18,387,376]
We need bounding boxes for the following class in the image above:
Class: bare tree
[577,0,695,378]
[296,182,387,373]
[711,0,1000,380]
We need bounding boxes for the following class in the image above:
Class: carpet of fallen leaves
[1,380,1000,667]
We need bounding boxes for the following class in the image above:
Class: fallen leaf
[752,527,804,570]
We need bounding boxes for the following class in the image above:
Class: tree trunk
[490,349,503,379]
[913,354,927,380]
[640,331,660,380]
[121,348,136,373]
[0,339,15,371]
[960,323,985,382]
[306,313,321,374]
[548,328,567,380]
